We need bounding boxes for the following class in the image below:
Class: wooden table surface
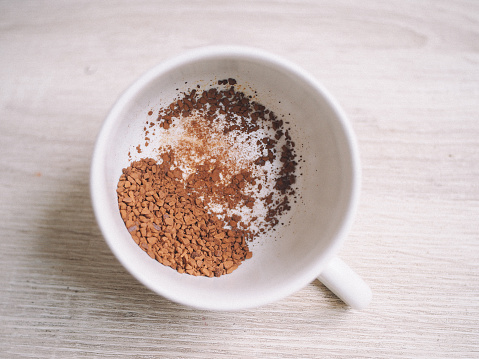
[1,1,478,358]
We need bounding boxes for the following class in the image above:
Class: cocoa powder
[117,79,300,277]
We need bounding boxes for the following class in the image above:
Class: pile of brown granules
[117,79,300,277]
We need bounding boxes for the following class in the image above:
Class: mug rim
[90,45,361,310]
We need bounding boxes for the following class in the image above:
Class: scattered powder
[149,110,285,233]
[118,79,300,277]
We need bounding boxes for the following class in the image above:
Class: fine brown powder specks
[117,79,300,277]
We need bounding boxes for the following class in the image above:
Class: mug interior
[91,47,359,310]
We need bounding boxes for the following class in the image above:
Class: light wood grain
[1,0,478,358]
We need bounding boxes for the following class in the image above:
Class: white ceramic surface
[90,46,371,310]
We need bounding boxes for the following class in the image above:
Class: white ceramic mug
[90,46,372,310]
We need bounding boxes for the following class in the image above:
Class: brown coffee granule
[117,153,252,277]
[119,78,300,277]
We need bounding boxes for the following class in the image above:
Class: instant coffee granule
[117,79,300,277]
[117,152,251,277]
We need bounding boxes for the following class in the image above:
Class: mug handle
[317,256,372,310]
